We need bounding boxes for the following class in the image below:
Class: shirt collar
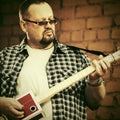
[53,39,68,54]
[17,37,28,55]
[18,37,67,54]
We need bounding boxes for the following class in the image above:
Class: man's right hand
[0,97,24,119]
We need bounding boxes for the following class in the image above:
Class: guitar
[1,49,120,120]
[39,49,120,104]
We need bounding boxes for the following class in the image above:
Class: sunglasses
[23,18,58,26]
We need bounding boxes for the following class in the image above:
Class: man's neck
[28,42,54,50]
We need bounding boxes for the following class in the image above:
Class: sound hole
[30,105,36,112]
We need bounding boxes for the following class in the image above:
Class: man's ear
[19,20,27,33]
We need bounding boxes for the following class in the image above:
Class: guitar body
[16,92,44,120]
[1,92,44,120]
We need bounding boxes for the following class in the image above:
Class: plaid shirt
[0,38,91,120]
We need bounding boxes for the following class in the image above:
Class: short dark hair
[19,0,49,19]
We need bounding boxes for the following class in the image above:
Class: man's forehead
[27,3,53,19]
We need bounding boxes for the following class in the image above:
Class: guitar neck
[38,50,120,104]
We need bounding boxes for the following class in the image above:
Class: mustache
[43,28,53,33]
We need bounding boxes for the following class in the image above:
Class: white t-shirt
[16,45,54,120]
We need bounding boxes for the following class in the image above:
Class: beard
[40,28,55,46]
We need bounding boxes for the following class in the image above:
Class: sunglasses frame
[23,17,58,26]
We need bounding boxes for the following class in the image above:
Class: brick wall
[0,0,120,120]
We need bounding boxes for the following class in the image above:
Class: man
[0,0,111,119]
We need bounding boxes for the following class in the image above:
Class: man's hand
[89,55,111,82]
[85,55,111,109]
[0,97,24,119]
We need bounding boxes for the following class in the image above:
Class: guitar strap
[79,47,107,57]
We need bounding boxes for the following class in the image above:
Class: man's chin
[40,37,54,45]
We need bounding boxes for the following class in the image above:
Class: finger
[104,59,111,68]
[12,99,23,110]
[99,60,108,73]
[10,106,24,118]
[98,55,104,59]
[98,55,111,71]
[92,59,103,76]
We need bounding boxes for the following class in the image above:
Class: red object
[17,92,44,120]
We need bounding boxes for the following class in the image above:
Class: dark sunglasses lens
[49,20,57,24]
[38,20,57,26]
[38,21,48,26]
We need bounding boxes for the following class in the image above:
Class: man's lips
[44,30,53,36]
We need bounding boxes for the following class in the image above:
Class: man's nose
[44,21,52,28]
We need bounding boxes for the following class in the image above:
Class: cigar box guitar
[16,92,44,120]
[1,49,120,120]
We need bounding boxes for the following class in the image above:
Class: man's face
[22,3,56,48]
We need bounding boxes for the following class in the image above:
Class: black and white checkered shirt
[0,38,91,120]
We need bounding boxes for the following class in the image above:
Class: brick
[97,107,120,120]
[88,41,114,52]
[76,5,101,18]
[0,3,11,14]
[0,2,19,14]
[61,19,85,31]
[103,71,110,79]
[48,0,61,10]
[116,95,120,105]
[84,30,96,41]
[0,26,11,36]
[97,107,111,119]
[101,95,113,106]
[76,0,88,5]
[62,0,88,7]
[87,109,96,120]
[9,37,20,46]
[59,32,71,43]
[0,15,3,25]
[112,27,120,39]
[63,0,77,7]
[3,15,19,25]
[114,15,120,25]
[104,4,120,15]
[68,41,87,48]
[86,53,97,60]
[106,80,120,93]
[112,65,120,78]
[87,17,112,29]
[12,25,24,35]
[97,29,110,39]
[112,108,120,119]
[0,37,9,50]
[116,43,120,59]
[54,7,75,19]
[89,0,113,4]
[71,31,83,42]
[10,2,20,13]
